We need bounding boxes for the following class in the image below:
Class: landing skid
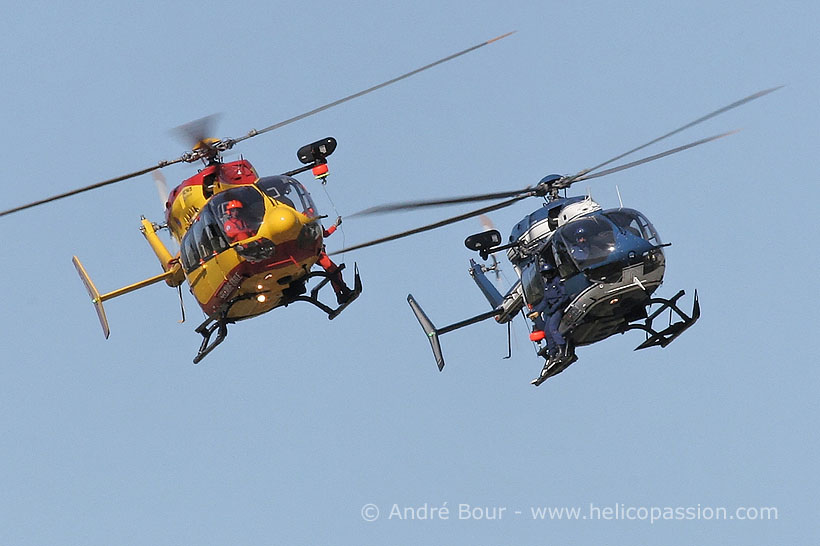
[191,263,362,364]
[289,263,362,320]
[531,354,579,386]
[192,292,256,364]
[193,315,232,364]
[625,289,700,350]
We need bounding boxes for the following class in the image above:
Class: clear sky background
[1,1,818,544]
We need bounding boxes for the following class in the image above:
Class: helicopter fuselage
[471,198,668,347]
[517,200,667,344]
[158,160,328,322]
[406,198,682,373]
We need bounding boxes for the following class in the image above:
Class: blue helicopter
[339,87,779,386]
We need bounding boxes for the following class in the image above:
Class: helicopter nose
[264,207,302,241]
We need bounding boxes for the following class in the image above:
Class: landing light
[257,294,267,303]
[257,284,264,290]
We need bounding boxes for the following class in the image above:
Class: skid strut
[626,289,700,350]
[192,264,362,364]
[193,316,231,364]
[290,263,362,319]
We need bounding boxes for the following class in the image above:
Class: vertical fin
[469,259,504,308]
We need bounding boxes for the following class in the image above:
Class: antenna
[616,185,624,208]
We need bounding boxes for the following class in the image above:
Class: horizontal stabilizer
[407,294,445,371]
[408,294,502,371]
[72,256,110,339]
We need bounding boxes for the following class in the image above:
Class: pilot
[317,216,355,305]
[529,263,572,385]
[569,226,590,262]
[223,200,253,242]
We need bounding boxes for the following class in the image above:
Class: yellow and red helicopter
[0,33,513,363]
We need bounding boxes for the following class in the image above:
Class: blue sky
[1,1,818,544]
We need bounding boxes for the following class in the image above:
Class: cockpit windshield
[210,187,266,243]
[179,186,266,271]
[256,175,318,216]
[556,216,616,271]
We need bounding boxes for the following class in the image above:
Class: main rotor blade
[229,32,515,146]
[569,86,782,182]
[572,130,739,183]
[479,214,496,231]
[331,195,526,254]
[152,169,170,207]
[2,34,514,219]
[172,113,221,148]
[0,159,184,217]
[350,187,531,217]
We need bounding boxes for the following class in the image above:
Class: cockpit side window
[180,206,230,271]
[256,175,318,216]
[635,212,661,245]
[552,240,578,279]
[606,211,642,237]
[539,243,558,270]
[181,228,199,271]
[605,209,662,245]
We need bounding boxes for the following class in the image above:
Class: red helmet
[226,200,243,211]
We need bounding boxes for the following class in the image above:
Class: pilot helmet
[574,226,587,243]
